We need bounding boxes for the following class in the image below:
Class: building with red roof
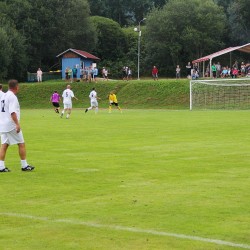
[57,48,100,79]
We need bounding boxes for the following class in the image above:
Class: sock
[95,107,99,113]
[66,114,69,119]
[21,160,28,168]
[0,160,5,170]
[109,106,112,113]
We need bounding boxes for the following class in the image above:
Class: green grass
[0,79,190,109]
[0,109,249,249]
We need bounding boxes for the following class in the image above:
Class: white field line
[1,212,250,249]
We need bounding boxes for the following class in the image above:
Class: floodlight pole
[136,18,146,80]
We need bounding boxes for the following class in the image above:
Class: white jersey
[89,90,97,102]
[0,90,4,100]
[62,89,74,104]
[0,90,20,133]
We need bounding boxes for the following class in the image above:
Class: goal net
[190,78,250,110]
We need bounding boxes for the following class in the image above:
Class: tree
[88,0,156,26]
[144,0,226,76]
[0,15,28,80]
[1,0,96,74]
[90,16,126,61]
[228,0,250,44]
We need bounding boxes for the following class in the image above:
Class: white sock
[66,114,69,118]
[0,160,5,170]
[95,107,98,113]
[21,160,28,168]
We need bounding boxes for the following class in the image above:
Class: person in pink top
[50,91,60,113]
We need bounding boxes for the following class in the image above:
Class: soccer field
[0,109,249,250]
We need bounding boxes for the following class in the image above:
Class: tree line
[0,0,249,80]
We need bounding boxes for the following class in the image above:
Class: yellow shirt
[109,94,118,103]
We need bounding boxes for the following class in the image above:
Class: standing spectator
[37,68,43,82]
[72,66,77,82]
[0,79,35,172]
[65,67,69,82]
[215,62,221,78]
[232,67,238,78]
[102,67,106,80]
[127,68,132,80]
[122,67,127,81]
[80,67,84,81]
[60,85,78,119]
[50,91,60,113]
[211,63,217,78]
[93,67,98,82]
[152,66,159,80]
[0,84,4,99]
[68,67,72,83]
[176,65,181,79]
[233,60,238,69]
[104,68,109,81]
[241,62,246,77]
[186,62,192,78]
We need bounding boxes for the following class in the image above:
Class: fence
[27,71,61,82]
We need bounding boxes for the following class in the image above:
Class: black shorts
[52,102,60,108]
[110,102,118,106]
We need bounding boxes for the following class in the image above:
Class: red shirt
[152,67,158,74]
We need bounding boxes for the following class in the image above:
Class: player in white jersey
[85,87,100,114]
[0,84,4,99]
[60,84,78,119]
[0,79,34,172]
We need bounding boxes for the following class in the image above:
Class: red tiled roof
[57,48,100,60]
[192,43,250,63]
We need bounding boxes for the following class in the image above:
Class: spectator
[233,60,238,69]
[241,62,246,77]
[191,70,199,80]
[72,66,77,82]
[176,65,181,79]
[102,67,106,80]
[127,68,132,80]
[232,67,238,78]
[215,62,221,78]
[211,63,217,78]
[186,62,192,78]
[68,67,72,83]
[93,67,98,82]
[221,67,228,78]
[37,68,43,82]
[122,66,127,81]
[65,67,69,81]
[152,66,159,80]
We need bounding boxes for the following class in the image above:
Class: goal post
[190,78,250,110]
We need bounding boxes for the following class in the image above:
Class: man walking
[61,85,78,119]
[0,79,35,172]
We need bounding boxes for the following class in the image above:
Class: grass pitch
[0,109,249,250]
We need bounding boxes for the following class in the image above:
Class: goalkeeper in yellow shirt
[108,91,122,113]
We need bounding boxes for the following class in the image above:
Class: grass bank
[1,79,190,109]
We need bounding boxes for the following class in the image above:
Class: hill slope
[2,79,190,109]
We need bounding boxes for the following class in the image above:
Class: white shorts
[64,103,72,109]
[1,129,25,145]
[91,100,98,107]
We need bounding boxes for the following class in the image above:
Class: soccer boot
[0,168,11,172]
[22,165,35,171]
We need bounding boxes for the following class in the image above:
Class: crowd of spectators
[207,61,250,79]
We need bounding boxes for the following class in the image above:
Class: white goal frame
[190,78,250,110]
